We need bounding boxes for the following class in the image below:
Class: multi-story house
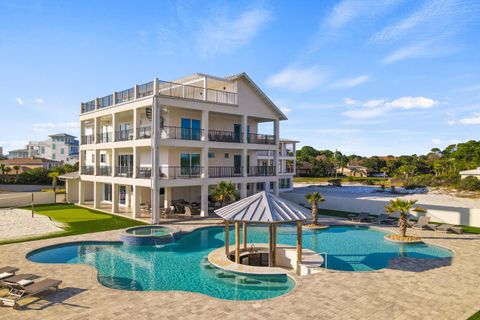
[63,72,290,223]
[8,149,29,159]
[256,138,298,192]
[27,133,79,164]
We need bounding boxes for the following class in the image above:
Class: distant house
[297,161,314,176]
[27,133,79,164]
[8,149,29,159]
[459,167,480,179]
[0,157,62,175]
[337,165,372,177]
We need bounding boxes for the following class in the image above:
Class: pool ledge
[207,243,324,276]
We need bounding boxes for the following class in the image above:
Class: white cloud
[432,139,442,145]
[330,74,370,89]
[381,42,431,64]
[198,8,272,56]
[342,96,438,119]
[266,66,329,92]
[15,97,24,105]
[280,106,291,113]
[342,97,359,105]
[35,98,45,104]
[32,122,79,133]
[455,113,480,125]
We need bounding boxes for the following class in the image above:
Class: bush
[457,176,480,191]
[363,179,374,185]
[328,179,342,187]
[404,183,426,190]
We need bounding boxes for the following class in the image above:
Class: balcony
[248,133,276,145]
[208,130,242,143]
[160,166,203,179]
[248,166,275,176]
[81,165,94,175]
[97,132,113,144]
[81,100,95,113]
[116,87,134,104]
[81,135,95,145]
[208,166,243,178]
[157,80,237,105]
[115,166,133,178]
[96,166,112,176]
[138,81,154,98]
[115,129,134,141]
[98,95,113,109]
[137,167,152,179]
[137,126,152,139]
[161,126,203,141]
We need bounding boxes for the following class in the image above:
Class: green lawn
[294,176,395,185]
[0,204,146,245]
[469,310,480,320]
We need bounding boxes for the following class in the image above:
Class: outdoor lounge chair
[1,274,38,289]
[372,214,393,225]
[0,267,19,281]
[412,216,436,230]
[435,224,464,234]
[350,212,370,222]
[0,278,62,309]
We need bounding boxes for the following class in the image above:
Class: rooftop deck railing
[81,100,95,113]
[98,95,113,109]
[137,81,154,98]
[116,87,135,104]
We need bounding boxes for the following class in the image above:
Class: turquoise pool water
[126,226,175,236]
[27,225,452,300]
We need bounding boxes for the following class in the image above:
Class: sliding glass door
[181,118,201,140]
[180,153,201,176]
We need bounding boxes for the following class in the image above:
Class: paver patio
[1,216,479,320]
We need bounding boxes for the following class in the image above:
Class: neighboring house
[64,72,289,223]
[256,138,298,192]
[459,167,480,179]
[337,165,372,177]
[8,149,29,159]
[297,161,314,177]
[27,133,79,164]
[0,157,62,175]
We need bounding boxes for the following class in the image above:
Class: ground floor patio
[1,216,479,320]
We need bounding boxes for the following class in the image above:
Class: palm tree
[48,171,60,193]
[4,167,11,183]
[211,181,238,206]
[305,191,325,225]
[385,198,426,237]
[0,163,6,183]
[13,165,20,183]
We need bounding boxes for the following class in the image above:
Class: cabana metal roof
[214,191,311,223]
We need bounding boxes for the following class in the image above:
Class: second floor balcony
[161,126,203,141]
[160,166,203,179]
[248,166,275,176]
[97,132,113,144]
[115,129,134,141]
[96,166,112,176]
[208,166,243,178]
[208,130,242,143]
[81,135,95,145]
[81,165,94,175]
[248,133,276,145]
[115,166,133,178]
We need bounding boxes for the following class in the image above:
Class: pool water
[126,226,175,236]
[27,225,452,300]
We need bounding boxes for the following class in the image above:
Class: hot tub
[121,226,179,246]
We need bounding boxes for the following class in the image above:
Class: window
[52,144,56,150]
[180,153,200,175]
[104,184,112,201]
[224,153,229,159]
[270,182,274,190]
[100,154,106,163]
[280,178,291,189]
[52,154,56,160]
[41,147,45,154]
[181,118,201,140]
[256,182,265,191]
[60,148,64,155]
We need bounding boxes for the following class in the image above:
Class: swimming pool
[27,225,452,300]
[125,226,175,236]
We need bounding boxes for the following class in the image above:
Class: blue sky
[1,0,479,156]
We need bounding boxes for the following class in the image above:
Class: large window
[181,118,201,140]
[180,153,200,175]
[104,184,112,202]
[280,178,291,189]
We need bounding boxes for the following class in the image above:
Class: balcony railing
[115,129,134,141]
[208,166,243,178]
[96,166,112,176]
[160,166,203,179]
[81,165,94,175]
[137,81,154,98]
[160,126,203,141]
[116,87,135,104]
[81,100,95,113]
[282,166,295,174]
[81,135,95,145]
[208,129,242,143]
[248,133,276,145]
[98,95,113,109]
[157,80,237,105]
[97,132,113,143]
[137,167,152,179]
[137,126,152,139]
[248,166,275,176]
[115,166,133,177]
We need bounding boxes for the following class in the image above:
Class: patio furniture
[1,274,38,289]
[412,216,436,230]
[0,267,19,281]
[172,199,189,213]
[0,278,62,309]
[372,214,392,225]
[435,224,464,234]
[350,212,370,222]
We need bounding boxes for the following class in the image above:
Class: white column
[293,142,297,176]
[133,108,138,140]
[242,115,248,144]
[133,185,141,218]
[94,149,100,176]
[94,182,101,209]
[112,148,116,177]
[112,113,117,142]
[200,184,208,217]
[240,183,247,199]
[112,183,119,213]
[201,110,209,141]
[133,146,138,179]
[78,180,85,205]
[94,117,100,144]
[164,187,172,209]
[201,146,209,179]
[151,96,161,224]
[242,148,248,178]
[203,76,207,101]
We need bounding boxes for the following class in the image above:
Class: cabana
[214,191,311,268]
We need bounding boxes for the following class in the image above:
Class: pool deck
[1,215,480,320]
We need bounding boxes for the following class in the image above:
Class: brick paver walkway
[1,217,479,320]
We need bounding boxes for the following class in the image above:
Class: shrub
[404,183,426,190]
[363,179,374,185]
[328,179,342,187]
[457,176,480,191]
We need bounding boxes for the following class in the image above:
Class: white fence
[0,192,56,208]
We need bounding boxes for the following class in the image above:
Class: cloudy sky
[0,0,479,156]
